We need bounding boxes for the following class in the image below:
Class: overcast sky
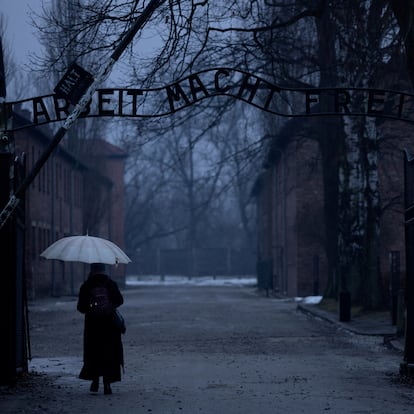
[2,0,45,66]
[2,0,160,99]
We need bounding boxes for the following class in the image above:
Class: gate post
[401,150,414,376]
[0,137,17,385]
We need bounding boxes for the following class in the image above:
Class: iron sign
[54,62,94,105]
[5,67,414,131]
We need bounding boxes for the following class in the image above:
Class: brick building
[253,117,412,298]
[13,110,128,298]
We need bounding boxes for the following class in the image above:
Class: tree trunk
[315,2,341,298]
[391,0,414,88]
[338,113,383,309]
[318,121,341,298]
[334,1,384,310]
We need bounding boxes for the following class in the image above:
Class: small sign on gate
[54,62,94,105]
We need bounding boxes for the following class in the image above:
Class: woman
[77,263,124,395]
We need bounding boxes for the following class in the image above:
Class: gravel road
[1,285,413,413]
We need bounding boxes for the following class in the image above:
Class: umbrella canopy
[40,234,131,265]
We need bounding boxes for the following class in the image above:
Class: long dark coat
[77,273,124,383]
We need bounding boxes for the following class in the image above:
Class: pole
[0,35,17,385]
[401,150,414,376]
[0,0,165,229]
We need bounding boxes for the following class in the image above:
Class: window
[38,149,41,192]
[31,225,36,261]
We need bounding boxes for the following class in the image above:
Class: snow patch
[126,275,256,287]
[294,296,323,305]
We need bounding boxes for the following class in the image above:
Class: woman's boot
[103,382,112,395]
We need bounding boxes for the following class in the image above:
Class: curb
[296,303,367,334]
[297,303,404,353]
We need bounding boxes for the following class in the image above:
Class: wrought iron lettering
[4,67,414,131]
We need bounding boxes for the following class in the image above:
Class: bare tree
[0,13,29,100]
[32,1,410,308]
[390,0,414,88]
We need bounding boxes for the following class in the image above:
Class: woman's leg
[103,379,112,395]
[90,377,99,392]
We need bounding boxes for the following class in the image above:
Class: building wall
[14,117,128,298]
[256,135,326,297]
[16,127,86,296]
[295,139,328,297]
[377,121,414,295]
[84,140,128,285]
[255,118,413,299]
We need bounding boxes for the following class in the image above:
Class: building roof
[13,109,89,170]
[86,138,128,159]
[13,109,128,165]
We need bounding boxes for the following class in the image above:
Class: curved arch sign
[2,65,414,229]
[6,67,414,131]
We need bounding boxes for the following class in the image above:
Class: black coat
[77,273,124,383]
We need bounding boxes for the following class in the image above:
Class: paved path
[1,285,413,413]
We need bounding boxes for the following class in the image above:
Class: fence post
[227,247,231,277]
[389,251,400,326]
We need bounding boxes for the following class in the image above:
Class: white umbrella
[40,234,131,265]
